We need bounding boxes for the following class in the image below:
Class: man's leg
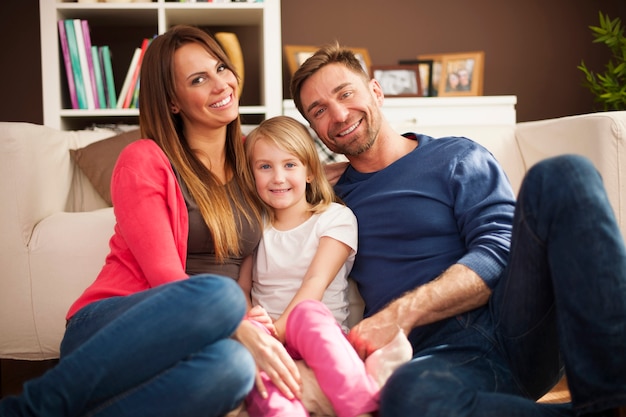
[493,155,626,414]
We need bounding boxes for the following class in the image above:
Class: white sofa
[1,111,625,362]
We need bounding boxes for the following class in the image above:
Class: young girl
[241,115,380,417]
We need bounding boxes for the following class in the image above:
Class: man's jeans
[0,275,255,417]
[380,155,626,416]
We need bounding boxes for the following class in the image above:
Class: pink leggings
[245,299,379,417]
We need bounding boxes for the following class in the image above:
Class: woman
[0,25,300,417]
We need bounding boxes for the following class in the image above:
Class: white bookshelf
[39,0,283,130]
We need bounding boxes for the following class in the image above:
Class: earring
[171,106,179,114]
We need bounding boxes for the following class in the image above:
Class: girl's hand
[234,320,302,400]
[246,305,277,336]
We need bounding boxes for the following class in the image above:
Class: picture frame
[416,53,445,97]
[371,65,423,97]
[284,45,372,76]
[398,59,434,97]
[438,51,484,96]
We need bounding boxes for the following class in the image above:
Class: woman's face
[171,42,239,132]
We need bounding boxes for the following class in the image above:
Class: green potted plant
[578,12,626,111]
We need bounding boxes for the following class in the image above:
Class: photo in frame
[438,51,484,96]
[284,45,372,76]
[371,65,423,97]
[398,59,434,97]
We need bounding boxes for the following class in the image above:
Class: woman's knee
[180,274,247,327]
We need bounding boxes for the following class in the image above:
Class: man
[290,43,626,416]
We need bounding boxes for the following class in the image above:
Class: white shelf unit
[39,0,283,131]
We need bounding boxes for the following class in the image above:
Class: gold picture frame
[284,45,372,76]
[438,51,484,96]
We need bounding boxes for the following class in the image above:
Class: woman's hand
[234,320,302,400]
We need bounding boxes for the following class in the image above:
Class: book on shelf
[116,47,142,109]
[91,46,107,109]
[81,19,102,109]
[100,45,117,108]
[57,20,78,109]
[73,19,96,109]
[121,38,150,108]
[63,20,88,109]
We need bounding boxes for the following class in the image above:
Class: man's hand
[348,305,404,360]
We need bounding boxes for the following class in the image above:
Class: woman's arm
[272,236,352,342]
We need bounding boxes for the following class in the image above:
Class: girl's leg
[245,371,309,417]
[286,300,379,417]
[244,320,309,417]
[0,274,253,417]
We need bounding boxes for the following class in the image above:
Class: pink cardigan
[66,140,189,319]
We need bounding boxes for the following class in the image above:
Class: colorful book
[64,20,87,109]
[122,38,150,108]
[91,46,106,109]
[73,19,95,109]
[81,20,101,109]
[57,20,78,109]
[116,47,141,109]
[129,74,141,108]
[100,45,117,108]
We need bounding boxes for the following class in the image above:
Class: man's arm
[348,263,491,359]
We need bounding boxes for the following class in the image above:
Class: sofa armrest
[515,112,626,238]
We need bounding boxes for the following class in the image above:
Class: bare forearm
[349,263,491,358]
[392,263,492,334]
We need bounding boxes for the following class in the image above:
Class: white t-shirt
[251,202,358,331]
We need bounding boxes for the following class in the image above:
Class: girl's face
[250,138,311,216]
[172,42,239,132]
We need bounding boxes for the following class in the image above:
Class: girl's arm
[273,236,352,342]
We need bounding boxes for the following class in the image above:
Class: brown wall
[1,0,625,125]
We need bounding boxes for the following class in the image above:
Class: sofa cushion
[70,129,141,206]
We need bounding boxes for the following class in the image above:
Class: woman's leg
[93,338,253,417]
[0,274,254,417]
[286,300,379,417]
[492,155,626,414]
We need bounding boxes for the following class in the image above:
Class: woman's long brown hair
[139,25,262,262]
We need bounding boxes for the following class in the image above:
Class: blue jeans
[380,155,626,416]
[0,274,255,417]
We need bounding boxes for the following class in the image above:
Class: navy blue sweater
[335,134,515,316]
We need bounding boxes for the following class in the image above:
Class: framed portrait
[438,51,485,96]
[371,65,423,97]
[398,59,434,97]
[284,45,372,76]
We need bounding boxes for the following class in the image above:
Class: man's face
[299,63,383,157]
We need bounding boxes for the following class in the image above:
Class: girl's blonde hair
[139,25,262,261]
[244,116,338,223]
